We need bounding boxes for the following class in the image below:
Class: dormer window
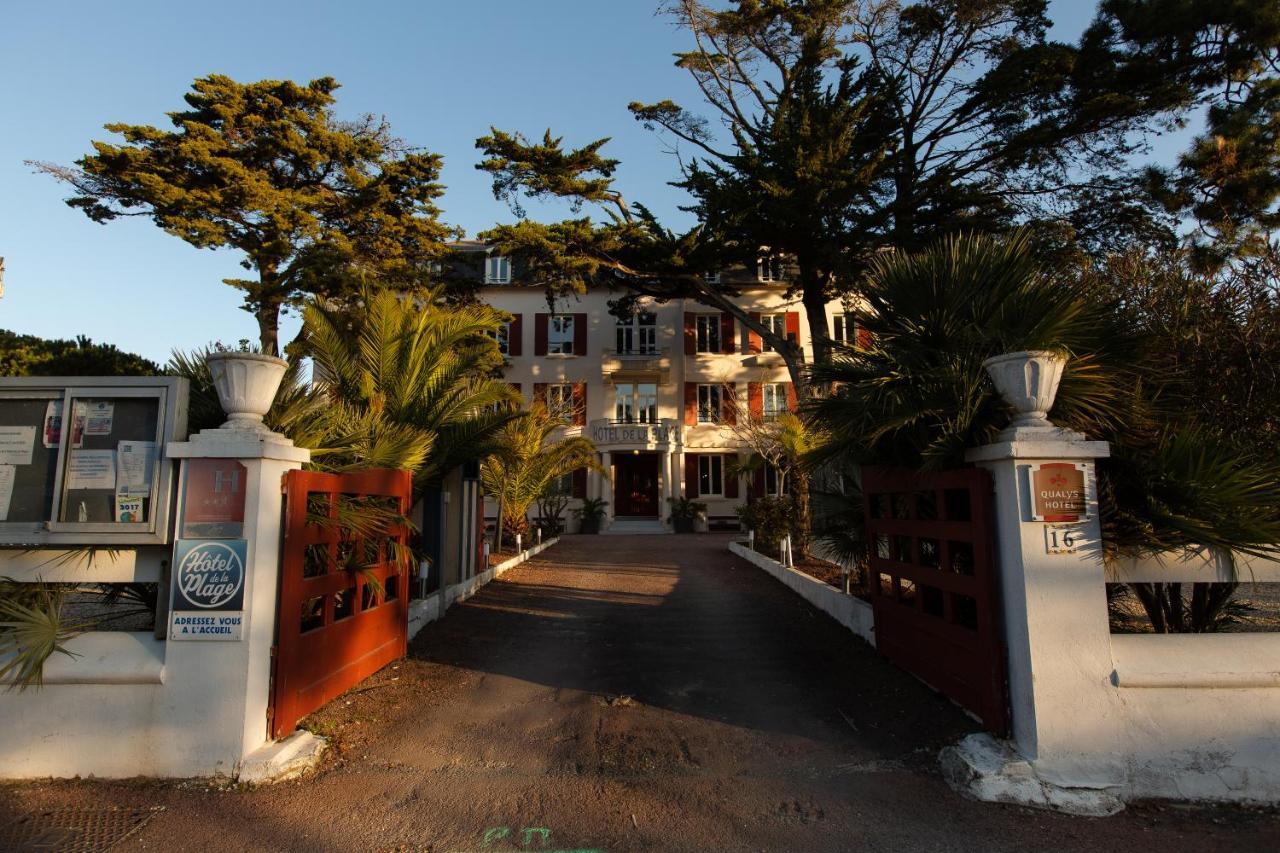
[486,255,511,284]
[757,256,781,282]
[704,270,721,284]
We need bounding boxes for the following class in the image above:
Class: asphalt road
[4,534,1278,851]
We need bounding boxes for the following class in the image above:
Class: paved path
[5,535,1278,851]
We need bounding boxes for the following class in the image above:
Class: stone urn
[982,350,1066,434]
[205,351,288,432]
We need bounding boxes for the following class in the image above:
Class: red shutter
[748,312,762,354]
[572,467,587,499]
[573,313,587,356]
[534,313,549,356]
[724,455,739,499]
[533,383,548,406]
[856,326,873,349]
[720,312,735,353]
[721,384,736,426]
[786,382,798,412]
[784,312,800,346]
[748,382,763,419]
[507,314,523,356]
[684,313,697,355]
[752,466,766,499]
[685,454,699,498]
[684,383,698,426]
[572,382,587,426]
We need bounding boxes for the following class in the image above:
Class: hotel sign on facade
[588,420,679,450]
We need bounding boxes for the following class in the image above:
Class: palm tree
[482,403,604,551]
[807,230,1280,631]
[729,412,827,556]
[299,286,520,487]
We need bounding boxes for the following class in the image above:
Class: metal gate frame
[862,465,1009,735]
[270,468,412,739]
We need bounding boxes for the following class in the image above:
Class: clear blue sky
[0,1,1131,363]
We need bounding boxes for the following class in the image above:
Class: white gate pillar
[947,351,1126,814]
[165,426,309,776]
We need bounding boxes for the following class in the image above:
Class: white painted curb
[408,538,560,640]
[728,540,875,646]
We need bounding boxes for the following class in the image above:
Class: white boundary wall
[727,540,875,646]
[948,432,1280,812]
[408,538,560,640]
[0,429,309,779]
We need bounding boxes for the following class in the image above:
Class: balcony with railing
[601,346,672,382]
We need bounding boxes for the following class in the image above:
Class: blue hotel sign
[168,538,247,641]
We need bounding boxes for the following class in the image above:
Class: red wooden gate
[270,468,412,739]
[862,466,1008,735]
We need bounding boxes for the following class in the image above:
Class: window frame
[545,383,575,422]
[832,313,856,344]
[493,320,511,355]
[485,255,511,284]
[548,314,575,355]
[762,383,788,420]
[698,454,724,496]
[759,314,786,352]
[615,310,657,355]
[694,315,721,354]
[696,384,723,424]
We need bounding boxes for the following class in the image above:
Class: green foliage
[481,404,604,547]
[809,232,1280,630]
[736,496,799,555]
[33,75,454,354]
[298,285,519,486]
[666,495,708,522]
[0,581,83,691]
[574,497,609,524]
[810,230,1133,470]
[0,329,158,377]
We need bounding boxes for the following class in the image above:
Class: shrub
[736,497,798,555]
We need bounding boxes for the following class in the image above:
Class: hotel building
[452,242,861,533]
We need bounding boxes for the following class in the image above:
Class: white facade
[479,277,858,530]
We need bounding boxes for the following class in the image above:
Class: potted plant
[667,495,708,534]
[575,497,609,535]
[205,340,288,432]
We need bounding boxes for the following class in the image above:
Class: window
[757,256,782,282]
[636,383,657,424]
[762,383,788,420]
[614,382,634,422]
[616,383,657,423]
[697,384,722,424]
[546,384,575,422]
[485,255,511,284]
[548,314,575,355]
[704,270,721,284]
[695,315,721,353]
[698,455,723,496]
[759,314,786,352]
[492,321,511,355]
[832,313,856,343]
[765,463,790,496]
[615,311,656,354]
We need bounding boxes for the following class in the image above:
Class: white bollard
[537,527,542,545]
[516,533,522,554]
[748,529,755,551]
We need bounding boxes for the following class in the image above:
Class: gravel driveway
[3,534,1277,851]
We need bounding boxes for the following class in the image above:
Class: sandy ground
[3,534,1278,852]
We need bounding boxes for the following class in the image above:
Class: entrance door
[614,453,660,517]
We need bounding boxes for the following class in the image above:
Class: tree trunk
[800,268,833,378]
[493,493,505,553]
[256,299,282,356]
[791,468,812,559]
